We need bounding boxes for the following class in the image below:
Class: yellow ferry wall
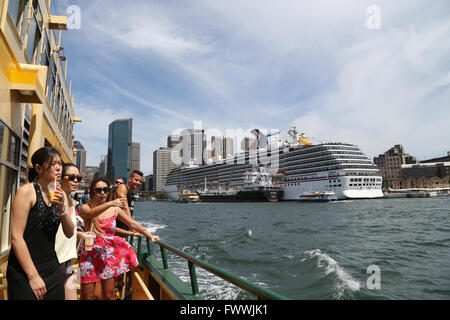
[1,0,77,298]
[0,7,22,263]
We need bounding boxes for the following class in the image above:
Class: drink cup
[85,232,96,251]
[48,181,61,201]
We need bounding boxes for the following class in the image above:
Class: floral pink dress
[79,214,138,284]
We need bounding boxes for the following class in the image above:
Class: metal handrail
[133,237,288,300]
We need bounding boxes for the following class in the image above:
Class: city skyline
[50,0,450,175]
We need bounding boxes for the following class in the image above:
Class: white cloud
[293,19,450,159]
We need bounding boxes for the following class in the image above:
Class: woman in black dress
[7,147,74,300]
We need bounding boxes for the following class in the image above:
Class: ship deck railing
[130,236,288,300]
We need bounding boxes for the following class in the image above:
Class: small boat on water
[298,191,338,202]
[176,190,201,203]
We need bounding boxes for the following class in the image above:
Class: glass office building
[107,119,132,181]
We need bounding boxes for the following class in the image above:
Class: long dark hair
[27,147,62,182]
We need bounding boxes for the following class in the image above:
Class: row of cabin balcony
[282,154,370,167]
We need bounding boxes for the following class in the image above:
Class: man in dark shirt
[109,171,144,298]
[112,170,143,231]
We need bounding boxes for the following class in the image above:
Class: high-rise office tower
[181,129,206,165]
[107,118,132,181]
[211,136,234,160]
[130,142,141,173]
[73,140,87,176]
[153,147,176,192]
[241,136,257,152]
[167,135,183,148]
[98,155,108,177]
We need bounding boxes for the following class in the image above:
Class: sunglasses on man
[94,187,110,194]
[64,175,83,182]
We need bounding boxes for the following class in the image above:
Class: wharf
[383,191,440,198]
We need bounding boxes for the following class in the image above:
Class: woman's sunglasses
[64,175,83,182]
[94,187,110,194]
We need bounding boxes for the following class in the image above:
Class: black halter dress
[6,183,65,300]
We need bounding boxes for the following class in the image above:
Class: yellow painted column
[28,103,44,163]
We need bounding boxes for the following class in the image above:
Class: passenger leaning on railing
[78,178,159,300]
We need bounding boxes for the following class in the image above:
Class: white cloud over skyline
[55,0,450,174]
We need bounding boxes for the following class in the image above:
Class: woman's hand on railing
[149,234,160,243]
[131,231,144,237]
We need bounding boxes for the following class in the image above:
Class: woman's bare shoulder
[13,183,36,209]
[16,182,36,197]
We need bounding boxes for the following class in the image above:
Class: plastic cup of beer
[48,181,61,201]
[85,232,96,251]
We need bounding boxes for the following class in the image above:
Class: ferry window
[0,121,20,254]
[40,33,50,67]
[7,0,28,28]
[26,14,41,63]
[0,122,20,166]
[46,61,56,105]
[53,81,61,117]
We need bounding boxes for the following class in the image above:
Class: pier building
[374,145,417,188]
[399,153,450,189]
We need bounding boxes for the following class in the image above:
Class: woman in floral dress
[79,178,159,300]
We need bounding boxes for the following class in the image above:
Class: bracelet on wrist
[58,206,67,217]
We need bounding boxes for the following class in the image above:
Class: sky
[53,0,450,175]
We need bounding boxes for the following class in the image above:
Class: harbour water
[133,197,450,300]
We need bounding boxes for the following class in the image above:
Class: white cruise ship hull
[280,174,383,200]
[163,184,180,202]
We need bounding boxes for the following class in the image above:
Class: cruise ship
[163,127,383,201]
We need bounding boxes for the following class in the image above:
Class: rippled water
[133,197,450,300]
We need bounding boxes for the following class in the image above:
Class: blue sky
[53,0,450,175]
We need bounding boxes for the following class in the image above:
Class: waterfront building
[107,118,132,181]
[130,141,141,173]
[399,152,450,189]
[1,0,80,284]
[143,174,154,192]
[374,145,417,188]
[153,147,176,192]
